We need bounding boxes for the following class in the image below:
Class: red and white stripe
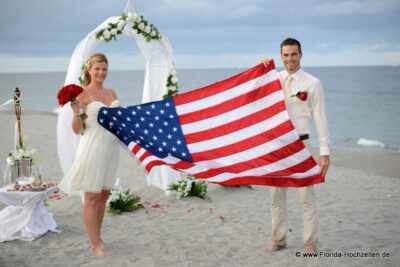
[128,61,324,187]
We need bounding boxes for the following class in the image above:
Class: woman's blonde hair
[82,53,108,86]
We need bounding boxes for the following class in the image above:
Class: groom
[261,38,330,253]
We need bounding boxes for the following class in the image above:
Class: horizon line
[0,64,399,74]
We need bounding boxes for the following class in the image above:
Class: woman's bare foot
[92,246,105,256]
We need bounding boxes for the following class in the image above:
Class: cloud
[0,53,146,73]
[304,46,400,66]
[1,43,398,74]
[174,52,278,69]
[0,0,399,71]
[136,0,269,29]
[0,54,70,73]
[313,0,400,16]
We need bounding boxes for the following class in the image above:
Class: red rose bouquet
[292,91,308,101]
[57,84,87,134]
[57,84,83,106]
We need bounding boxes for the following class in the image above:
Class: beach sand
[0,110,399,267]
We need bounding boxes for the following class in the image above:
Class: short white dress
[59,90,120,195]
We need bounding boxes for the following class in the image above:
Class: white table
[0,185,61,242]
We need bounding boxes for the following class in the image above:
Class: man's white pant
[269,139,319,247]
[269,186,318,247]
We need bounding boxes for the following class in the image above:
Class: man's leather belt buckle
[300,134,309,141]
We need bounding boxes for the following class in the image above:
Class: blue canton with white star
[98,97,193,162]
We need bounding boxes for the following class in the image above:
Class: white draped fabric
[0,185,60,242]
[57,10,181,194]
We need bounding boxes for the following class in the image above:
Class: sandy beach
[0,110,399,267]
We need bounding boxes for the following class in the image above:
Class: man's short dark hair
[280,38,302,54]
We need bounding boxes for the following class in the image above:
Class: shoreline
[330,148,399,178]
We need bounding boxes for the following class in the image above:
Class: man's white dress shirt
[278,68,330,156]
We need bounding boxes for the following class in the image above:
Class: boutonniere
[291,91,308,101]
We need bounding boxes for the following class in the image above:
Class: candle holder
[4,88,34,185]
[14,88,23,149]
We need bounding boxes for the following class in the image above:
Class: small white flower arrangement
[107,188,143,215]
[78,62,90,86]
[96,12,161,43]
[168,176,210,201]
[163,65,180,99]
[96,13,127,42]
[7,139,37,165]
[5,139,38,185]
[94,12,177,99]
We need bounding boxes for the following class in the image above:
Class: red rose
[292,91,308,101]
[57,84,84,106]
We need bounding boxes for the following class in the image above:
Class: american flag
[98,61,324,187]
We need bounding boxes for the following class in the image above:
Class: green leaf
[95,30,103,39]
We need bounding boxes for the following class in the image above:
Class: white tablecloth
[0,185,61,242]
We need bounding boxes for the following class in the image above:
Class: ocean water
[1,66,399,152]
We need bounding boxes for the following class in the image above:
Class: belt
[300,134,309,141]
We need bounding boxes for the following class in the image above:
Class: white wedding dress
[59,92,120,195]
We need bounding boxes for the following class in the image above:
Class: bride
[59,53,121,256]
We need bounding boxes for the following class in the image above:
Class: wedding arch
[57,1,181,193]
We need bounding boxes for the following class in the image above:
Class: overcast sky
[0,0,399,72]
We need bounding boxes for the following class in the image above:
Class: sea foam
[357,138,386,148]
